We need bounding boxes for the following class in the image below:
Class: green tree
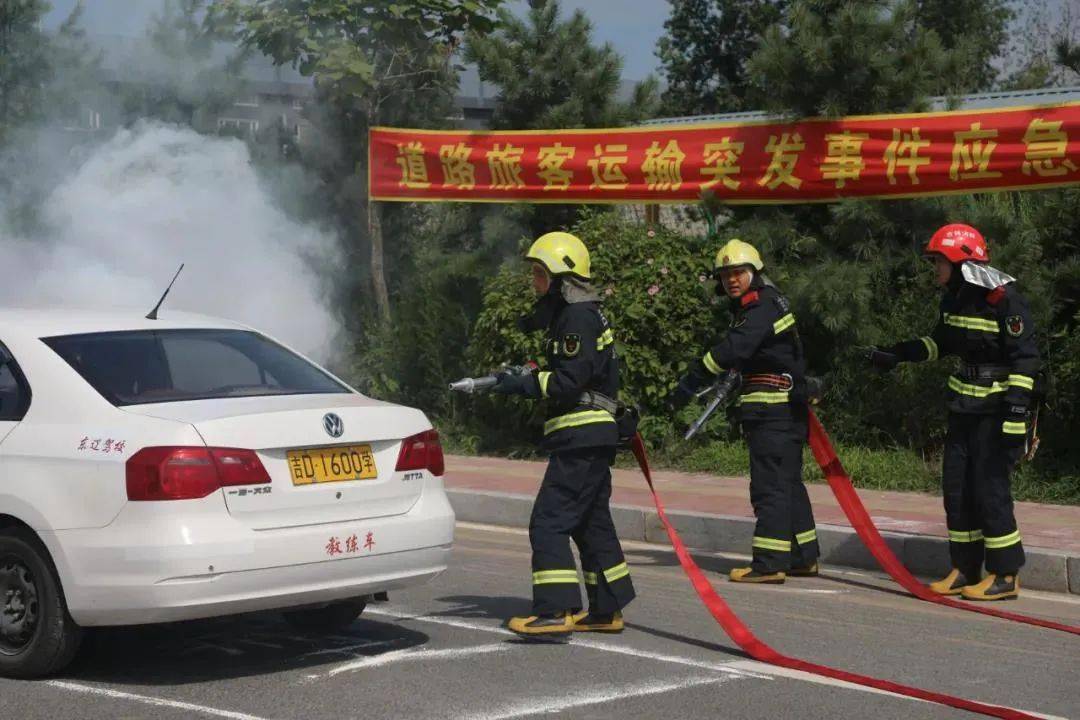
[464,0,659,237]
[656,0,787,116]
[214,0,504,323]
[1057,38,1080,75]
[0,0,52,145]
[747,0,954,118]
[42,1,105,129]
[121,0,244,128]
[913,0,1012,93]
[465,0,659,130]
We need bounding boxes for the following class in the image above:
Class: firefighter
[491,231,635,637]
[670,239,819,584]
[867,223,1038,601]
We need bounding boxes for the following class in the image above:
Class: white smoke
[0,122,343,361]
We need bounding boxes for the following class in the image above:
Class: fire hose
[805,410,1080,636]
[631,432,1041,720]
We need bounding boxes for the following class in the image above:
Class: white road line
[466,676,732,720]
[365,607,768,680]
[46,681,270,720]
[236,639,284,650]
[302,638,401,658]
[193,643,245,656]
[369,606,1058,718]
[325,643,509,677]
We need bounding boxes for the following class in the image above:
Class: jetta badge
[323,413,344,439]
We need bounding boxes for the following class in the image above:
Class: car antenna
[146,264,185,320]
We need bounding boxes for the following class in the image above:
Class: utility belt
[576,390,639,450]
[578,390,620,414]
[741,373,794,391]
[736,372,824,406]
[957,363,1011,382]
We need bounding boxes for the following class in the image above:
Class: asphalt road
[2,523,1078,720]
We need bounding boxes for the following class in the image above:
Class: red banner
[369,102,1080,204]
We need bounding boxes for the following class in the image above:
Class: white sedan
[0,309,454,677]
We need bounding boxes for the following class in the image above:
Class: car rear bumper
[45,478,455,626]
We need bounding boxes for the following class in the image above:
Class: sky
[43,0,671,82]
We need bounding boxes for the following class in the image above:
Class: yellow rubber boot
[730,567,785,584]
[961,574,1019,601]
[507,612,575,637]
[571,611,624,633]
[929,568,977,596]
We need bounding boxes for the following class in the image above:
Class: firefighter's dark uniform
[884,280,1038,581]
[511,286,636,618]
[677,278,819,575]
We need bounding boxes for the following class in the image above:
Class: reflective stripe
[920,336,939,361]
[596,328,615,351]
[752,536,792,552]
[948,529,984,543]
[543,409,615,435]
[795,529,818,545]
[538,371,552,399]
[1003,420,1027,435]
[943,313,999,333]
[984,530,1022,550]
[773,313,795,334]
[603,562,630,583]
[702,351,722,375]
[736,390,790,405]
[947,376,1007,398]
[1007,374,1035,391]
[583,571,598,585]
[532,569,579,585]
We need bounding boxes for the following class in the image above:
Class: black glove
[667,376,696,412]
[864,346,899,372]
[491,370,529,395]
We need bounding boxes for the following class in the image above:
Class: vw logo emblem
[323,413,344,438]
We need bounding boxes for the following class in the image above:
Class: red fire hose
[631,432,1041,720]
[806,410,1079,636]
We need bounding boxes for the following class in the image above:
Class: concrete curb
[447,488,1079,595]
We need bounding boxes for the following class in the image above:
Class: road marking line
[370,606,1060,718]
[324,643,508,677]
[178,643,245,657]
[236,639,284,649]
[715,659,1067,719]
[46,681,269,720]
[301,638,401,658]
[365,607,767,680]
[467,676,732,720]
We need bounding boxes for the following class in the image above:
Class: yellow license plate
[288,445,378,485]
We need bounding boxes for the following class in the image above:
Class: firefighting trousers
[529,447,636,615]
[744,417,819,573]
[942,412,1025,576]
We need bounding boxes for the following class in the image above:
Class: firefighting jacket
[520,295,619,452]
[888,279,1040,434]
[688,280,807,422]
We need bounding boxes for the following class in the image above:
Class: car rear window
[44,329,351,406]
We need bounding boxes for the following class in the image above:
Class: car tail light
[127,447,271,501]
[395,429,444,477]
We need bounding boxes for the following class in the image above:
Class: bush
[464,210,724,448]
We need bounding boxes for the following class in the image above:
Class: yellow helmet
[526,231,591,279]
[714,238,764,272]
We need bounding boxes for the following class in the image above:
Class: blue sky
[44,0,671,81]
